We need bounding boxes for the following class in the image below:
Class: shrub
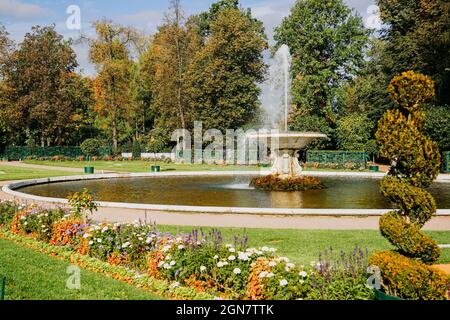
[369,251,449,300]
[373,71,444,298]
[80,138,101,158]
[68,188,98,222]
[0,200,19,226]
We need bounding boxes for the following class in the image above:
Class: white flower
[138,237,144,241]
[89,241,93,245]
[268,261,276,267]
[41,225,46,228]
[233,268,241,275]
[158,261,165,268]
[170,260,176,266]
[121,242,130,248]
[299,271,308,278]
[170,282,180,289]
[225,244,233,248]
[145,237,152,244]
[178,245,185,250]
[24,222,28,226]
[83,233,91,238]
[163,263,171,269]
[176,237,183,242]
[200,266,207,272]
[97,238,102,243]
[266,272,274,278]
[280,279,288,287]
[213,255,219,259]
[228,247,236,253]
[261,246,269,252]
[238,252,249,261]
[162,245,171,252]
[217,262,224,268]
[228,255,236,261]
[101,226,109,233]
[259,271,268,278]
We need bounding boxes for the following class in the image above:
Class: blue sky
[0,0,376,74]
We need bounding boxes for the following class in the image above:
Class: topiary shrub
[80,139,101,159]
[369,251,449,300]
[372,71,448,298]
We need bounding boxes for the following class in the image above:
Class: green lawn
[157,226,450,265]
[0,237,162,300]
[24,160,260,173]
[0,164,79,182]
[23,160,374,173]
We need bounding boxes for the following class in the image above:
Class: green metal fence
[1,146,112,161]
[306,151,369,165]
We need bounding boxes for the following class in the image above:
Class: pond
[17,175,450,209]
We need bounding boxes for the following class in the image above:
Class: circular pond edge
[2,171,450,217]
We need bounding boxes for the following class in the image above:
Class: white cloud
[117,10,164,34]
[0,0,49,20]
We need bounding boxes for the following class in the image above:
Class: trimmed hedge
[1,146,112,160]
[379,212,441,264]
[369,251,449,300]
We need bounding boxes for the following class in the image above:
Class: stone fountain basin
[247,132,327,150]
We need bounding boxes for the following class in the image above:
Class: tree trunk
[112,112,118,155]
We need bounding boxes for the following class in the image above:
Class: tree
[377,0,450,106]
[274,0,369,128]
[187,6,268,132]
[336,113,377,154]
[1,25,80,146]
[424,105,450,156]
[370,71,448,299]
[141,0,202,137]
[90,20,136,154]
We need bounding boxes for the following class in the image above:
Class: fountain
[249,45,327,189]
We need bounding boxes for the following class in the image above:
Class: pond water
[18,175,450,209]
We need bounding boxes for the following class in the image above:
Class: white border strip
[2,171,450,217]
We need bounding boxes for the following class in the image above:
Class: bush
[369,251,449,300]
[80,139,101,158]
[0,200,19,226]
[68,188,98,221]
[379,212,440,264]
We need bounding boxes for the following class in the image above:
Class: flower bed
[0,199,375,300]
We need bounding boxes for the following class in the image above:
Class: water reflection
[18,175,450,209]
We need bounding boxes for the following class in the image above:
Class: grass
[24,159,260,173]
[0,164,79,182]
[156,226,450,265]
[0,237,162,300]
[23,160,376,173]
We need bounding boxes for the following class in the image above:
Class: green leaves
[274,0,369,122]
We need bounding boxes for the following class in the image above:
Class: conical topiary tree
[369,71,449,300]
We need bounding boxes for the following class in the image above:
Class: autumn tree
[89,20,137,153]
[141,0,201,140]
[1,25,81,146]
[186,5,268,132]
[274,0,369,134]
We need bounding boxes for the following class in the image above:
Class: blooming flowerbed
[0,199,375,300]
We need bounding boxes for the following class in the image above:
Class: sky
[0,0,377,74]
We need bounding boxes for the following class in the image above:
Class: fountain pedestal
[248,132,327,190]
[271,149,302,179]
